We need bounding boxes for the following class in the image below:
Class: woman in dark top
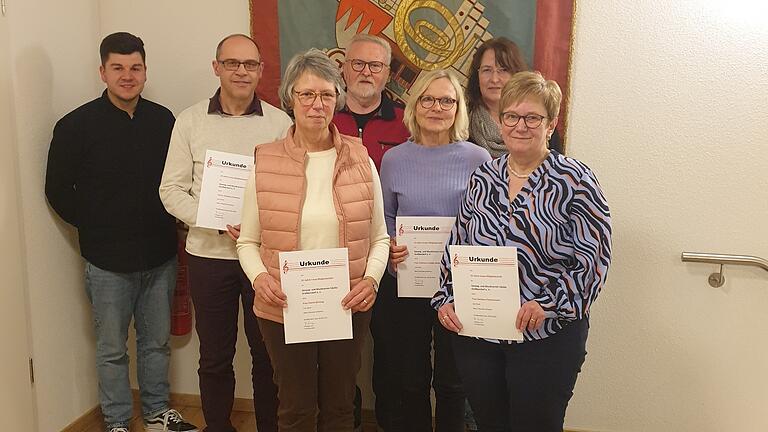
[466,37,563,156]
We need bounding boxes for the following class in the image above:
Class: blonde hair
[403,69,469,143]
[498,71,562,120]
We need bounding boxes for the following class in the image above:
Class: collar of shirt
[207,87,264,116]
[339,91,397,120]
[99,89,146,118]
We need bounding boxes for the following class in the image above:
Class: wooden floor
[80,404,380,431]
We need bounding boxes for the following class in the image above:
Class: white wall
[564,1,768,431]
[99,0,250,114]
[0,12,36,432]
[6,0,102,430]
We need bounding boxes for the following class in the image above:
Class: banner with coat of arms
[250,0,574,142]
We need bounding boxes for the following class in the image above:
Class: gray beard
[348,85,378,101]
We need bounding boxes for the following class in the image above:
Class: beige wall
[0,12,36,431]
[99,0,250,114]
[5,1,768,430]
[5,0,102,430]
[564,2,768,431]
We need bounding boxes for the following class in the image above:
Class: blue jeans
[84,257,176,429]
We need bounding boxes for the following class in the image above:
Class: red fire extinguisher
[171,227,193,336]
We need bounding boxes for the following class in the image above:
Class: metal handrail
[681,252,768,287]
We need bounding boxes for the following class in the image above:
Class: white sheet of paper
[396,216,455,298]
[195,150,253,230]
[279,248,352,344]
[450,245,522,341]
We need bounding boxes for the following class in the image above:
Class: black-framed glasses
[501,112,548,129]
[217,59,263,71]
[293,90,337,106]
[347,59,387,74]
[418,95,457,111]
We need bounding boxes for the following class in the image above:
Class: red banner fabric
[250,0,281,107]
[534,1,574,139]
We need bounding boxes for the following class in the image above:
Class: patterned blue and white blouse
[431,152,612,343]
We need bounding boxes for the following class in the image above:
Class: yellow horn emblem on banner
[394,0,476,70]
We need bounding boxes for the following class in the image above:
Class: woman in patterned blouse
[431,71,612,432]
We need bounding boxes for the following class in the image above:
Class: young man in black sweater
[45,32,196,432]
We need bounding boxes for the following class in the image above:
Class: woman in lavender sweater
[378,69,491,431]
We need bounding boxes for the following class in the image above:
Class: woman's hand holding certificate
[449,245,523,341]
[253,272,287,308]
[279,248,353,344]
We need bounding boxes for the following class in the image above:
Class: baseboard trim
[131,389,255,413]
[74,392,592,432]
[60,405,102,432]
[356,408,587,432]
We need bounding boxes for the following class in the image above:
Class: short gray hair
[348,33,392,65]
[278,48,346,115]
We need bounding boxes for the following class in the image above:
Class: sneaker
[144,408,198,432]
[108,428,129,432]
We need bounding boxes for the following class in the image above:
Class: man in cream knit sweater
[159,34,292,432]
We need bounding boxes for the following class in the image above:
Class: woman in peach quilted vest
[237,48,389,432]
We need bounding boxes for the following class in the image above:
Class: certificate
[450,245,522,341]
[279,248,352,344]
[195,150,253,230]
[396,216,455,298]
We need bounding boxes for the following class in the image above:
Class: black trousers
[188,255,278,432]
[452,319,589,432]
[370,272,465,431]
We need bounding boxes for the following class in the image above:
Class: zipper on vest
[332,163,346,248]
[296,156,309,248]
[357,127,363,138]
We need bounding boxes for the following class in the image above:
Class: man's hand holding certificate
[450,245,523,341]
[279,248,352,344]
[196,149,253,230]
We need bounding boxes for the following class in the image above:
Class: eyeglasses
[347,59,387,74]
[478,66,510,77]
[293,90,337,106]
[217,59,263,71]
[418,95,457,111]
[500,112,548,129]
